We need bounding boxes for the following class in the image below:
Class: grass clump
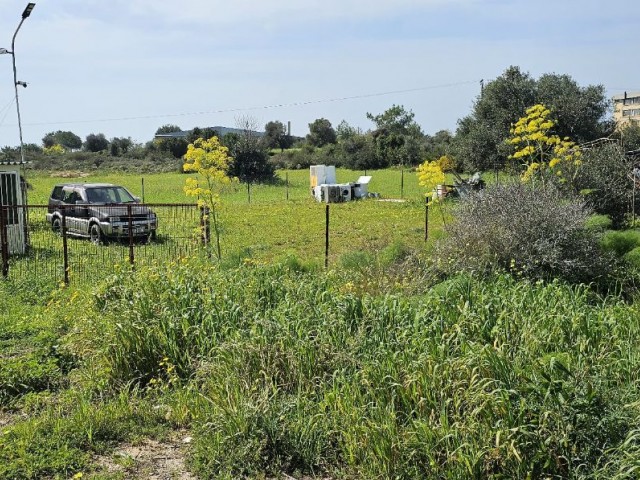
[601,229,640,257]
[584,213,613,232]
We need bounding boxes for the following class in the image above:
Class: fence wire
[1,200,427,284]
[1,204,202,284]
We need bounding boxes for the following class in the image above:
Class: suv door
[61,187,81,234]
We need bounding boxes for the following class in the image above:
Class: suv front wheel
[89,223,106,245]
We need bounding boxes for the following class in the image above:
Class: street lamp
[1,3,36,164]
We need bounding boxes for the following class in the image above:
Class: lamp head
[22,3,36,19]
[16,81,27,88]
[0,48,12,55]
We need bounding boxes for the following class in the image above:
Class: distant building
[613,91,640,128]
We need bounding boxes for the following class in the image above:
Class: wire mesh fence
[1,199,429,285]
[1,204,203,284]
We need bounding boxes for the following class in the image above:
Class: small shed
[0,162,28,255]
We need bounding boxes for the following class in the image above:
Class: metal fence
[1,200,429,285]
[0,203,204,284]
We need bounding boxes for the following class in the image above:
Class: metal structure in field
[0,163,28,256]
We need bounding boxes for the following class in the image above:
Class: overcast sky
[0,0,637,147]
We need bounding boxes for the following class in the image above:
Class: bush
[435,182,614,284]
[573,143,633,226]
[584,214,613,232]
[601,230,640,257]
[623,246,640,269]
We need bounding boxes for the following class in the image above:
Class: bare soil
[94,432,196,479]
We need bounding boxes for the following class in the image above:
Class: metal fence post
[286,172,289,201]
[424,197,429,242]
[400,168,404,199]
[200,206,211,258]
[247,182,251,204]
[62,209,69,285]
[127,204,134,266]
[0,206,9,278]
[325,204,329,269]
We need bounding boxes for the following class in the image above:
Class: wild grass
[69,259,640,479]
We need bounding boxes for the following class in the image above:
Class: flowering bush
[183,136,237,259]
[508,104,582,185]
[416,160,445,197]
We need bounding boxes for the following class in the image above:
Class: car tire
[89,223,105,245]
[52,217,62,236]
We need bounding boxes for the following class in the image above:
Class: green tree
[307,118,337,147]
[335,120,360,142]
[154,124,188,158]
[338,133,381,170]
[42,130,82,150]
[155,124,183,135]
[452,66,610,172]
[453,66,536,172]
[366,104,423,137]
[227,116,275,182]
[424,129,453,161]
[264,121,293,151]
[536,73,612,142]
[367,105,424,166]
[615,123,640,152]
[83,133,109,152]
[109,137,133,156]
[187,127,220,144]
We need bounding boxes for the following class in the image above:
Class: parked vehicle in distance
[45,183,157,244]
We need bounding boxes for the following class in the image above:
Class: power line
[2,80,479,128]
[0,97,16,129]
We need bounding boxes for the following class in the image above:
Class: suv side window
[51,186,63,201]
[62,188,79,204]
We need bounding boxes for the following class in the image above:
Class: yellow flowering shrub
[416,160,445,191]
[44,144,65,155]
[183,136,237,259]
[508,104,582,185]
[435,155,456,173]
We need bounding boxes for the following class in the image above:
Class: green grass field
[5,168,639,479]
[7,168,436,286]
[24,167,426,205]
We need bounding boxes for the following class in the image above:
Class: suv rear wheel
[51,217,62,236]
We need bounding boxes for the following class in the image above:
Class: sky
[0,0,638,147]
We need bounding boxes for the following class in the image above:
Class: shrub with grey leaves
[435,182,614,284]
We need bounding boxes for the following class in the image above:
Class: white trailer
[0,163,28,255]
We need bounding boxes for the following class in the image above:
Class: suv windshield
[85,186,136,204]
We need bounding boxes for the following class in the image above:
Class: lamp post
[1,3,36,165]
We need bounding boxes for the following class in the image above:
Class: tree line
[2,65,639,182]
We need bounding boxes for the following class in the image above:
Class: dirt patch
[0,409,28,427]
[94,432,196,479]
[49,171,91,178]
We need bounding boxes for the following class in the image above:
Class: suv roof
[53,183,117,189]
